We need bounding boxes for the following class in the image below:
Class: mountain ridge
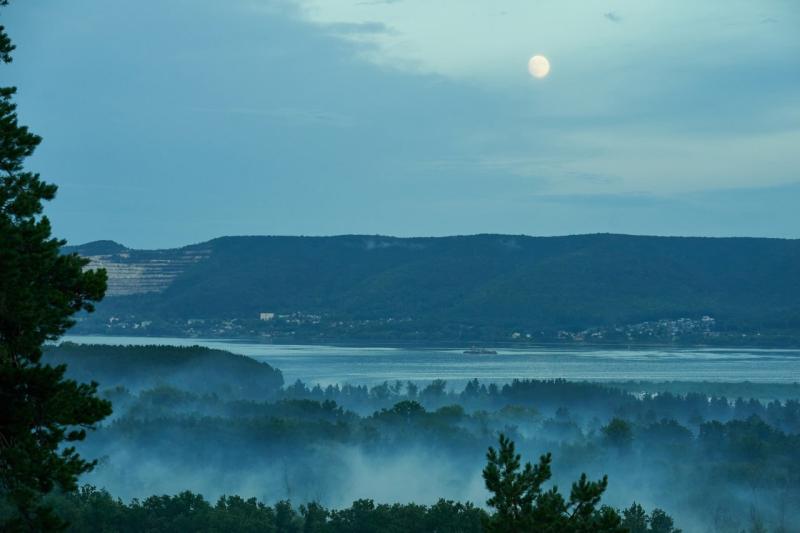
[64,233,800,342]
[66,231,800,254]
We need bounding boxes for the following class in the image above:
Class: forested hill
[64,234,800,341]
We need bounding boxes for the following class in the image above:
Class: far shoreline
[60,332,800,352]
[49,338,800,400]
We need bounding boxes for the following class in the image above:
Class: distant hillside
[63,234,800,342]
[45,343,283,398]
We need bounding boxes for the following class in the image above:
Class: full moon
[528,55,550,79]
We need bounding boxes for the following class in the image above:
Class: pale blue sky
[4,0,799,248]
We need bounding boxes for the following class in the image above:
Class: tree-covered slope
[65,233,800,332]
[44,343,283,397]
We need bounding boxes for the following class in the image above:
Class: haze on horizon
[4,0,799,249]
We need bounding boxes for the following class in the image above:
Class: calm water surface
[62,335,800,387]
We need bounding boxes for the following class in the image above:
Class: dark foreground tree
[482,433,625,532]
[0,3,110,530]
[622,503,682,533]
[46,487,488,533]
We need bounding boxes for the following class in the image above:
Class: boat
[462,347,498,355]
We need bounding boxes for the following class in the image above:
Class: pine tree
[0,2,111,529]
[482,433,626,532]
[622,502,649,533]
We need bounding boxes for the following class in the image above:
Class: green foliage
[66,234,800,340]
[482,434,550,531]
[621,503,682,533]
[622,503,648,533]
[49,487,487,533]
[0,7,110,529]
[44,343,284,398]
[648,508,681,533]
[602,418,634,451]
[482,434,625,532]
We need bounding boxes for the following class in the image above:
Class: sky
[3,0,799,248]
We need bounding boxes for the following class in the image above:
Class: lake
[62,335,800,387]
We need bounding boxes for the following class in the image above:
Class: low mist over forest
[27,343,800,532]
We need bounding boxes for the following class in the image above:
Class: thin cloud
[193,107,356,128]
[356,0,403,5]
[325,21,393,35]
